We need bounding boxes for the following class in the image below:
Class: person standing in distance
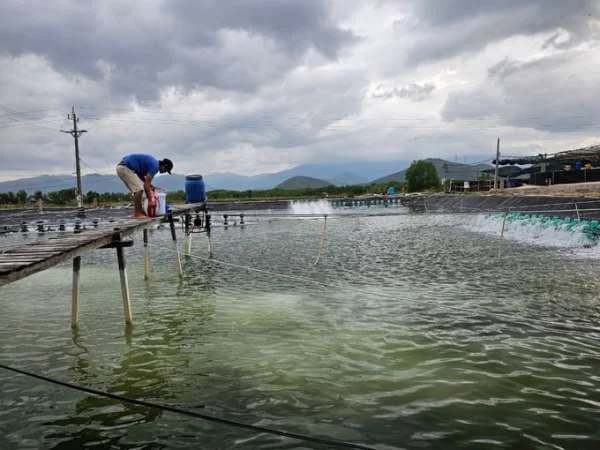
[116,154,173,218]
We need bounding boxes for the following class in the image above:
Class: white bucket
[157,192,167,215]
[142,192,167,216]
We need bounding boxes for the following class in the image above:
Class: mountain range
[371,158,493,184]
[276,176,333,190]
[0,159,493,194]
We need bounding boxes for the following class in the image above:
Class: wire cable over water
[0,362,378,450]
[182,246,600,335]
[184,252,471,317]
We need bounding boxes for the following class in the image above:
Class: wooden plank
[0,258,47,263]
[7,247,75,253]
[13,242,86,247]
[0,267,36,273]
[1,251,63,256]
[0,226,142,288]
[0,267,29,272]
[0,207,198,288]
[0,257,47,262]
[171,202,205,212]
[0,255,49,260]
[9,245,81,251]
[0,261,35,266]
[0,253,63,258]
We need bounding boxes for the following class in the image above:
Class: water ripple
[1,213,600,448]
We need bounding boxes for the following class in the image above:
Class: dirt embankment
[494,182,600,197]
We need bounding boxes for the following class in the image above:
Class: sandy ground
[494,181,600,197]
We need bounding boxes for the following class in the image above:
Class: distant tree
[166,190,186,203]
[34,190,44,201]
[16,189,27,204]
[0,192,16,204]
[405,160,441,192]
[47,188,77,205]
[85,190,99,204]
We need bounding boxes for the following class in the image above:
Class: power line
[0,104,64,132]
[0,362,377,450]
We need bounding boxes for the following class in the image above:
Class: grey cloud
[408,0,595,27]
[179,69,369,153]
[442,51,600,132]
[372,82,435,101]
[397,0,600,66]
[0,0,357,102]
[487,54,573,79]
[168,0,358,59]
[487,59,524,79]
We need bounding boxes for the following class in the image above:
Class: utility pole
[61,106,87,214]
[493,137,500,190]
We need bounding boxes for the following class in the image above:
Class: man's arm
[143,175,154,200]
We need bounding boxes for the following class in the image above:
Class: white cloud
[1,0,600,182]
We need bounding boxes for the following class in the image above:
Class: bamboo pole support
[500,211,508,238]
[184,232,193,257]
[168,214,183,278]
[115,233,133,325]
[143,228,150,280]
[206,214,213,257]
[71,256,81,329]
[183,214,192,257]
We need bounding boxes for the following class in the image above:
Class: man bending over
[116,153,173,218]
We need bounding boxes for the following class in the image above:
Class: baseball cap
[161,158,173,174]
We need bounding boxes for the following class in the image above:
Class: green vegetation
[0,158,453,206]
[194,181,405,201]
[0,181,406,206]
[0,190,31,205]
[0,188,131,206]
[372,158,492,184]
[405,160,441,193]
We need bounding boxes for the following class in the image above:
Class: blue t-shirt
[121,154,159,179]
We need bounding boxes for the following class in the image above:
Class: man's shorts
[116,165,144,193]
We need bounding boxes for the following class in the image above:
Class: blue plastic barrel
[185,175,206,203]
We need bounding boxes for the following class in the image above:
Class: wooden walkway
[0,203,206,288]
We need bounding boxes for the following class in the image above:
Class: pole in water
[184,214,194,257]
[114,233,133,325]
[206,214,213,257]
[168,213,183,278]
[71,256,81,329]
[143,228,150,280]
[494,137,500,190]
[184,232,193,257]
[314,215,328,266]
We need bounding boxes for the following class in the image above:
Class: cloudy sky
[1,0,600,181]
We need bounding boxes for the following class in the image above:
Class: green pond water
[1,211,600,449]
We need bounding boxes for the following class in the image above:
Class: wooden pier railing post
[168,213,183,278]
[184,233,193,257]
[143,228,150,280]
[206,214,213,257]
[114,232,133,325]
[71,256,81,329]
[184,214,192,257]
